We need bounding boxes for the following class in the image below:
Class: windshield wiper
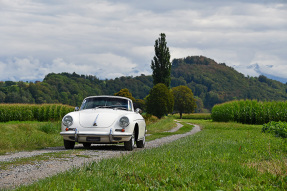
[113,107,127,110]
[95,106,113,109]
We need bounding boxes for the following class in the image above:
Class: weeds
[262,121,287,138]
[39,122,60,134]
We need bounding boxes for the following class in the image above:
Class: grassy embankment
[13,118,287,190]
[0,121,62,155]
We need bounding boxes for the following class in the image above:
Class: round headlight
[63,115,73,127]
[119,116,129,128]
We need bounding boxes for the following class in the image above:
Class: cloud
[0,57,42,81]
[0,0,286,81]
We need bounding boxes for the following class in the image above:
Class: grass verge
[14,119,287,190]
[0,121,62,155]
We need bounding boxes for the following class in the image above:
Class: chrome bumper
[60,128,132,143]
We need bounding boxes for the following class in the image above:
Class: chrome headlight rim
[119,116,130,128]
[63,115,73,127]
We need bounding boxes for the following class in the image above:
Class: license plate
[86,137,100,142]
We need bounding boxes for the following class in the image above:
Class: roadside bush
[262,121,287,138]
[142,113,159,125]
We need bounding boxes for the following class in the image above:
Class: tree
[114,88,135,102]
[0,91,5,103]
[114,88,145,110]
[194,96,204,113]
[146,83,174,119]
[151,33,171,87]
[172,86,197,119]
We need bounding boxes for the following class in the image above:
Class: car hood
[78,109,127,128]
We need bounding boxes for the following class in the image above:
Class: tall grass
[211,100,287,124]
[0,104,74,122]
[0,121,63,154]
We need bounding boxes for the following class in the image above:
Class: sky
[0,0,286,82]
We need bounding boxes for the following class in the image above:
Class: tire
[83,142,91,148]
[124,131,135,151]
[136,135,145,148]
[64,139,75,149]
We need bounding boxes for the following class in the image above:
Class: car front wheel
[136,135,145,148]
[64,139,75,149]
[124,131,135,151]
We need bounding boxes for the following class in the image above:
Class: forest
[1,56,287,111]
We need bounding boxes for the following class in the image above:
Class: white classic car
[60,96,146,151]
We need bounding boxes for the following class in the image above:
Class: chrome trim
[109,128,113,142]
[61,130,133,143]
[74,128,78,142]
[93,114,99,126]
[61,132,132,137]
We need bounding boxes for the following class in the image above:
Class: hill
[171,56,287,109]
[0,56,287,110]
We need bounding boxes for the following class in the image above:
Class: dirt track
[0,124,201,189]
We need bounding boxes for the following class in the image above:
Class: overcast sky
[0,0,286,82]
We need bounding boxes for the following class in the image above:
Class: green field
[12,118,287,190]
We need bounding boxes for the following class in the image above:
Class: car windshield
[80,97,130,111]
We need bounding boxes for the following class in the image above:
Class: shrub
[142,114,159,125]
[262,121,287,138]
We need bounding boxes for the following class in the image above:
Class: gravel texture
[0,124,201,189]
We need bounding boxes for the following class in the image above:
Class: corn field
[211,100,287,124]
[0,104,74,122]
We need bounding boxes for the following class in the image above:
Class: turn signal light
[121,129,125,132]
[65,128,69,131]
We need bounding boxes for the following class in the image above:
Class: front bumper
[60,128,132,143]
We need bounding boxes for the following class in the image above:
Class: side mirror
[135,108,142,114]
[75,107,79,111]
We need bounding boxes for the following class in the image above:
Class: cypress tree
[151,33,171,88]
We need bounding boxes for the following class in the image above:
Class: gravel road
[0,123,201,189]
